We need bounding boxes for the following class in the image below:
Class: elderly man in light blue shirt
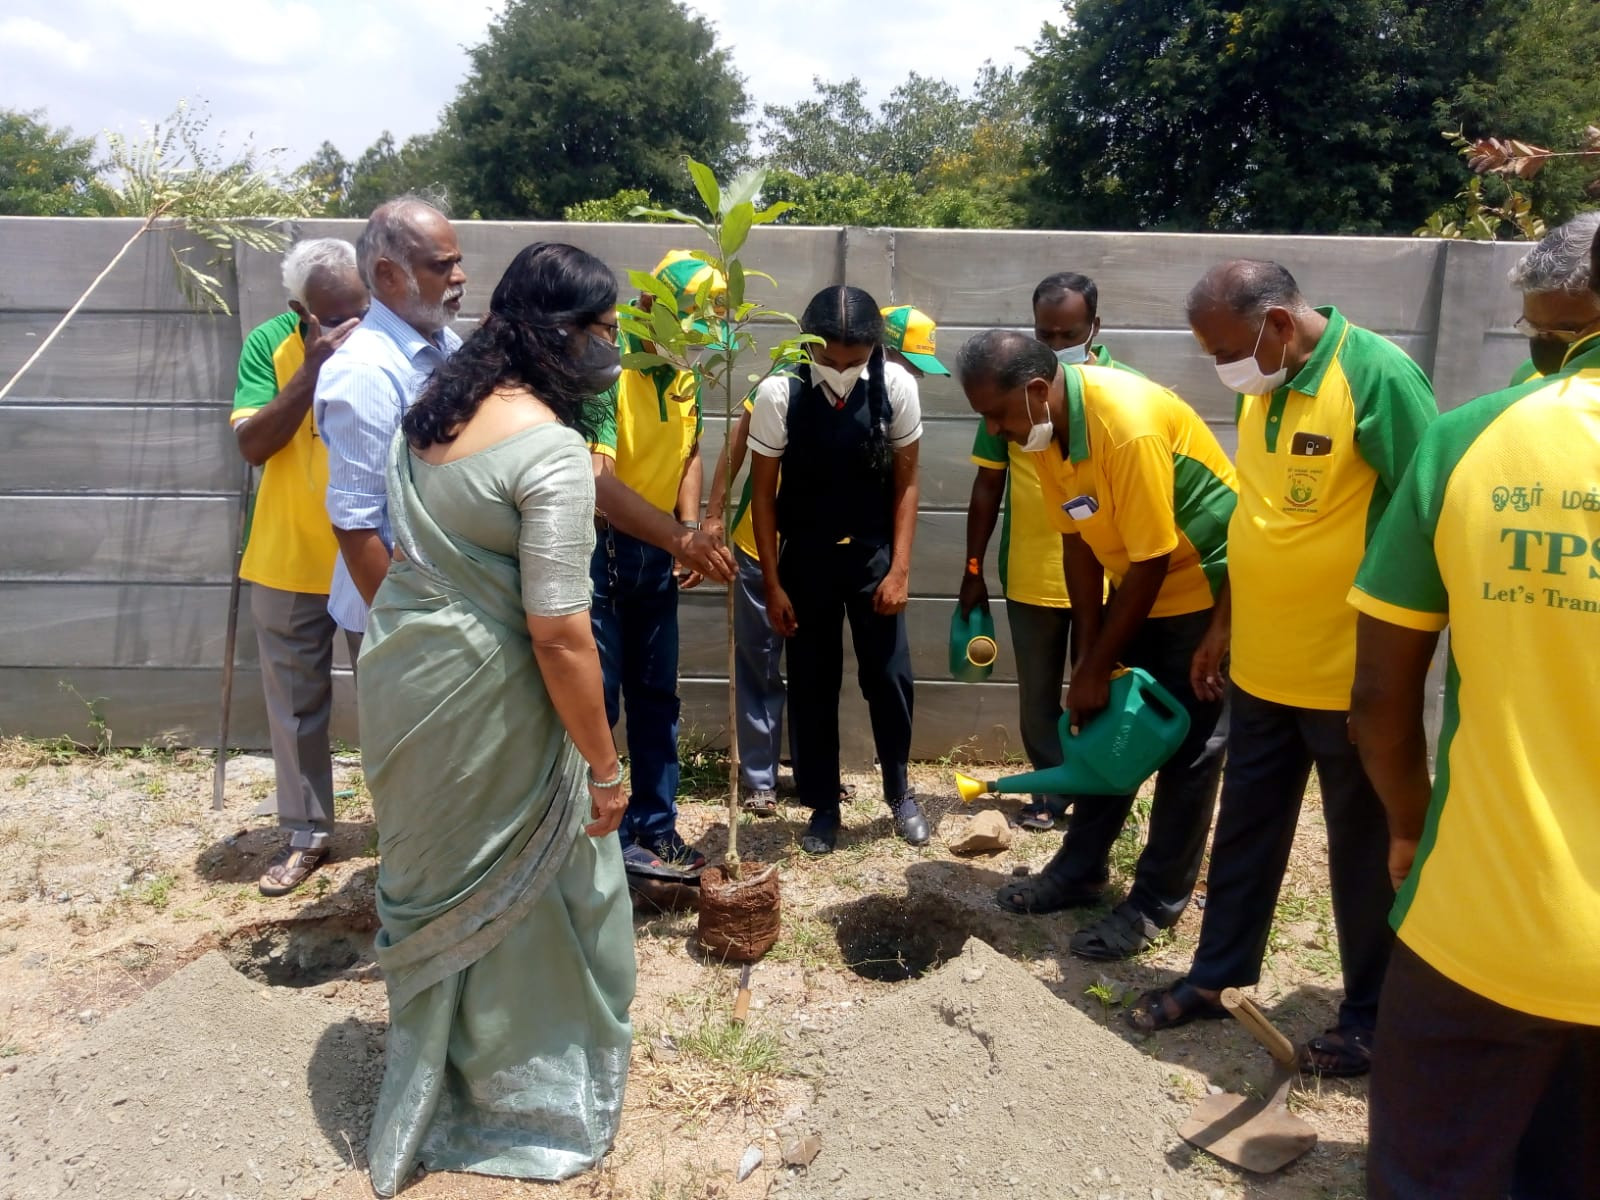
[314,195,466,642]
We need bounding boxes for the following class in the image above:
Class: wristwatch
[681,520,701,531]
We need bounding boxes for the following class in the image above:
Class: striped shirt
[313,298,461,632]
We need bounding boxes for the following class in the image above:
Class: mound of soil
[782,938,1208,1200]
[0,951,384,1200]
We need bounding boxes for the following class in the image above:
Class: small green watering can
[949,606,999,683]
[956,666,1190,801]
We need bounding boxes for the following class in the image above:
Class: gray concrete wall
[0,218,1527,756]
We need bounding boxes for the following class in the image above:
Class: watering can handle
[1221,988,1299,1066]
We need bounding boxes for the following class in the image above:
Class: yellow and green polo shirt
[1349,338,1600,1025]
[972,346,1143,607]
[729,395,762,559]
[592,332,701,516]
[229,311,338,595]
[1509,357,1541,388]
[1034,364,1237,618]
[1227,307,1437,710]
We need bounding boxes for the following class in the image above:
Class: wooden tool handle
[1221,988,1298,1066]
[732,988,751,1024]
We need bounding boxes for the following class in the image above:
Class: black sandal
[1015,801,1058,832]
[740,788,779,816]
[1126,979,1229,1033]
[995,870,1105,914]
[1298,1027,1373,1077]
[1070,901,1162,961]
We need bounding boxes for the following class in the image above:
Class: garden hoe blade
[1178,988,1317,1173]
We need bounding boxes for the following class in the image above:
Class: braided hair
[800,285,893,473]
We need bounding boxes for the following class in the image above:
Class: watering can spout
[954,668,1191,802]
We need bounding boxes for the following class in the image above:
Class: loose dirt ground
[0,739,1367,1200]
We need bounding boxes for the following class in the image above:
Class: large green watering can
[949,606,999,683]
[955,666,1190,801]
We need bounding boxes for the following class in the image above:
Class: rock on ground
[0,951,384,1200]
[781,938,1209,1200]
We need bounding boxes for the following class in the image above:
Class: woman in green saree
[357,243,634,1195]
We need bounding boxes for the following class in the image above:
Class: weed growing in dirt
[676,731,732,801]
[1109,792,1154,882]
[765,911,841,969]
[140,873,177,911]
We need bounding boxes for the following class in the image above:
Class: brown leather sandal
[258,845,328,897]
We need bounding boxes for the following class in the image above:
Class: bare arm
[234,317,357,465]
[703,406,752,540]
[1064,546,1169,728]
[676,441,704,524]
[960,466,1006,615]
[334,528,393,607]
[751,452,795,635]
[591,460,736,584]
[527,611,625,837]
[1349,614,1439,889]
[873,440,919,615]
[1190,575,1231,701]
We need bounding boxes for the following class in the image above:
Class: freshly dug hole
[220,911,378,987]
[832,892,974,982]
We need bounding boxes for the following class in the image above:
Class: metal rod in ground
[212,462,253,810]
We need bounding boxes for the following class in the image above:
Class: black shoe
[888,791,929,846]
[638,831,707,877]
[800,806,841,856]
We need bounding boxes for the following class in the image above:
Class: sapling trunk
[723,359,742,873]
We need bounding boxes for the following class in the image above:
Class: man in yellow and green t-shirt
[1506,212,1600,388]
[1127,261,1438,1075]
[591,251,715,879]
[964,272,1144,831]
[703,305,950,813]
[958,329,1236,962]
[229,238,368,896]
[1349,309,1600,1198]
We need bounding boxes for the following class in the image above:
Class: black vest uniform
[773,356,914,811]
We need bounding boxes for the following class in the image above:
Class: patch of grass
[91,820,110,839]
[141,775,168,799]
[140,872,177,911]
[1109,792,1154,882]
[676,735,733,801]
[9,771,30,790]
[641,978,788,1125]
[0,1043,20,1059]
[765,911,840,969]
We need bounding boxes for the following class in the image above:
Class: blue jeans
[589,529,681,845]
[733,548,789,791]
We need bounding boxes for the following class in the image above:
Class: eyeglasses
[1513,316,1587,342]
[591,320,621,344]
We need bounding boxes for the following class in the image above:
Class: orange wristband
[966,557,981,576]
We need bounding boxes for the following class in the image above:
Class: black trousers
[1368,941,1600,1200]
[778,539,913,810]
[1048,608,1225,926]
[1188,685,1394,1032]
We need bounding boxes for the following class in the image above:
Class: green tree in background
[1026,0,1508,233]
[300,133,454,218]
[744,66,1030,227]
[0,108,107,216]
[1446,0,1600,228]
[440,0,748,219]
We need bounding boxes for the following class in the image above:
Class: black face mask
[1529,337,1571,378]
[573,329,622,393]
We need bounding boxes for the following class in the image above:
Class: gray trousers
[1006,598,1073,810]
[733,547,788,792]
[250,584,336,849]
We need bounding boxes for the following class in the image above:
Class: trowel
[1179,988,1317,1174]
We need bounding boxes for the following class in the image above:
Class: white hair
[1508,212,1600,294]
[281,237,359,304]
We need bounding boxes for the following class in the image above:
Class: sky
[0,0,1065,168]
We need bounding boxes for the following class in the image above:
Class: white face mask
[1214,318,1288,395]
[1020,386,1054,453]
[1053,335,1093,366]
[812,361,867,398]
